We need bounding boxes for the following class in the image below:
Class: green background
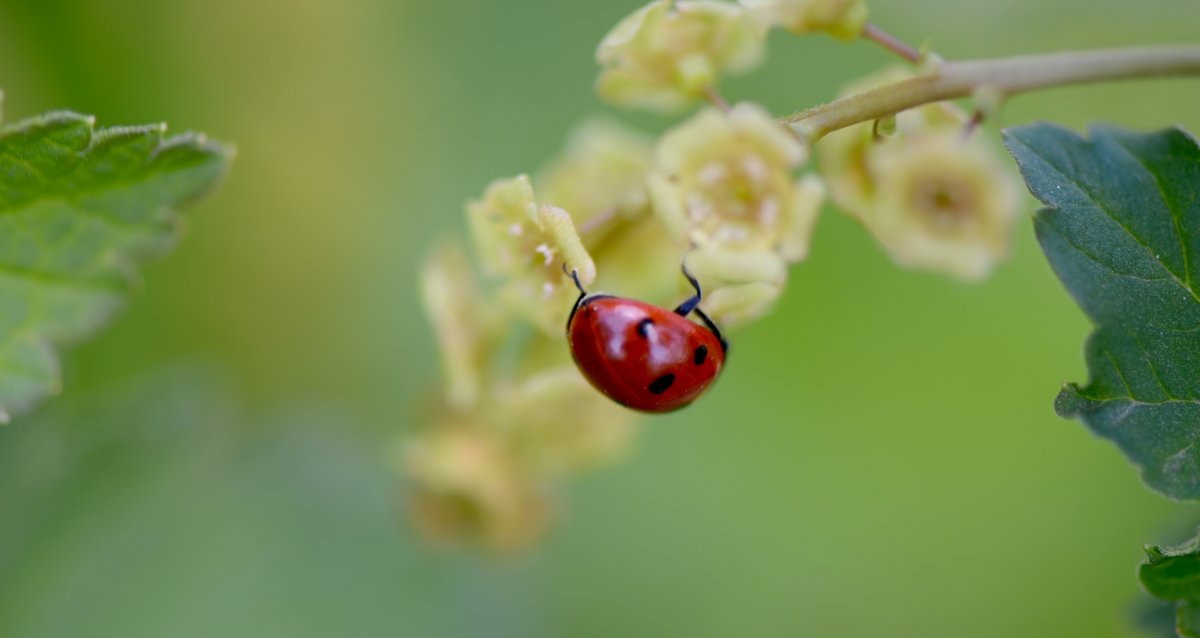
[0,0,1198,636]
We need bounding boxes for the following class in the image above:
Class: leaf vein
[1108,135,1199,302]
[1023,138,1193,295]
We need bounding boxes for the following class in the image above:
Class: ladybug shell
[567,295,725,413]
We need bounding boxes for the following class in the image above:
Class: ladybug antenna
[675,263,727,352]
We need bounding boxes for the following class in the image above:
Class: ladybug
[564,264,727,413]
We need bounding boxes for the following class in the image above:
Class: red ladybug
[564,265,727,413]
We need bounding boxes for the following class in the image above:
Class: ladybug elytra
[565,265,727,413]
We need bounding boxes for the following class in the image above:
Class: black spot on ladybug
[648,373,675,395]
[693,345,708,365]
[636,318,653,338]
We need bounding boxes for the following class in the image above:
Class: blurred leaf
[1141,528,1200,637]
[1132,595,1183,638]
[0,367,440,638]
[0,112,231,420]
[1181,600,1200,638]
[1004,123,1200,499]
[1142,529,1200,601]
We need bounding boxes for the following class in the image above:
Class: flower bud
[817,68,1021,280]
[494,366,637,474]
[740,0,868,39]
[861,128,1021,280]
[684,246,788,326]
[420,242,504,411]
[703,281,784,326]
[596,0,768,112]
[649,103,819,258]
[467,175,596,334]
[537,119,655,242]
[402,425,551,553]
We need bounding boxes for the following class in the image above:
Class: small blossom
[685,244,788,286]
[684,245,788,325]
[403,425,550,553]
[590,218,686,304]
[420,242,505,411]
[816,69,1021,280]
[467,175,596,334]
[537,119,655,241]
[862,129,1021,280]
[533,119,687,304]
[494,366,637,474]
[741,0,868,39]
[596,0,768,112]
[817,67,971,221]
[703,281,786,326]
[816,68,915,220]
[649,103,822,259]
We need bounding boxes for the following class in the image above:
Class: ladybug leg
[562,262,587,298]
[674,263,703,316]
[675,264,728,352]
[562,263,589,334]
[692,307,728,353]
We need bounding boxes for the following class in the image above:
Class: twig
[862,23,922,64]
[702,85,733,114]
[785,45,1200,142]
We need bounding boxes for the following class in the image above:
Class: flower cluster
[596,0,767,112]
[649,103,825,324]
[405,0,1025,552]
[406,232,636,552]
[741,0,868,39]
[816,68,1021,280]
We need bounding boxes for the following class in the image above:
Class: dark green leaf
[0,112,232,420]
[1181,600,1200,638]
[1132,595,1182,638]
[0,369,436,637]
[1004,123,1200,499]
[1140,527,1200,637]
[1142,529,1200,601]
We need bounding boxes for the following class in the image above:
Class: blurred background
[0,0,1198,636]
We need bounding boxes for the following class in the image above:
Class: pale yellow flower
[588,218,683,303]
[741,0,868,39]
[402,425,551,553]
[812,67,914,219]
[494,366,637,475]
[596,0,768,112]
[863,129,1021,280]
[420,242,505,411]
[816,68,1021,280]
[703,281,787,326]
[466,175,596,334]
[683,245,790,326]
[649,103,821,259]
[537,119,655,243]
[536,118,686,305]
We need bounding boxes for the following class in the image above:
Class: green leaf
[1004,123,1200,499]
[1181,600,1200,638]
[0,111,231,420]
[1142,530,1200,601]
[0,368,440,637]
[1132,596,1182,638]
[1140,528,1200,637]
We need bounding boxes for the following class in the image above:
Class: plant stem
[702,85,733,114]
[786,46,1200,141]
[862,23,922,64]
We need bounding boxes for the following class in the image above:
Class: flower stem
[702,85,733,114]
[786,46,1200,141]
[862,23,922,64]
